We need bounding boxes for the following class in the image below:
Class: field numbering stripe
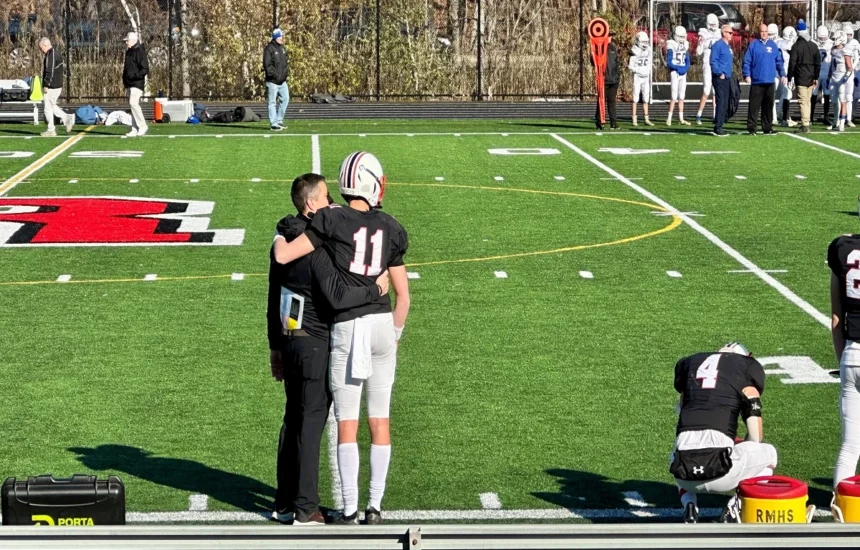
[550,133,829,328]
[0,130,89,196]
[311,134,321,174]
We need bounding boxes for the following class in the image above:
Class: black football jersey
[828,235,860,318]
[674,352,766,439]
[305,205,408,323]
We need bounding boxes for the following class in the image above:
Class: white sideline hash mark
[735,175,747,180]
[551,133,829,328]
[480,493,503,510]
[129,179,139,183]
[554,176,565,181]
[729,269,787,274]
[56,274,72,283]
[597,148,669,155]
[667,271,683,278]
[579,271,594,279]
[691,151,739,155]
[231,273,244,281]
[144,274,157,281]
[251,178,261,182]
[622,491,651,508]
[407,272,420,280]
[189,179,199,183]
[494,271,508,279]
[494,176,504,181]
[674,176,686,180]
[435,177,444,181]
[188,494,208,511]
[796,175,807,180]
[68,179,78,184]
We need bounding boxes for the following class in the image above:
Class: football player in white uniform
[767,23,781,123]
[830,31,854,131]
[813,25,834,126]
[695,14,722,125]
[629,31,654,126]
[843,22,860,126]
[667,25,692,126]
[777,26,798,126]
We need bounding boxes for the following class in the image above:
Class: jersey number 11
[350,227,384,276]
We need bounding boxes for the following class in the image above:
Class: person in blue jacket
[743,23,787,134]
[710,25,735,135]
[667,26,692,125]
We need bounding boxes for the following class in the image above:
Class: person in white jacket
[629,31,655,126]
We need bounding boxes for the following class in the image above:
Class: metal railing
[0,523,859,550]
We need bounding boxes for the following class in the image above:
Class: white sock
[697,109,703,117]
[368,444,391,511]
[680,489,697,508]
[338,443,360,516]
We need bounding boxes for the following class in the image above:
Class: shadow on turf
[838,211,859,217]
[67,444,274,512]
[533,469,728,523]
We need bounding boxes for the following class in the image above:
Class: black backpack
[210,111,234,123]
[727,76,741,120]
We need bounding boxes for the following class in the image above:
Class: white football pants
[674,441,778,495]
[835,357,860,486]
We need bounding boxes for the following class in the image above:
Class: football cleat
[644,118,654,126]
[271,510,295,524]
[339,151,387,208]
[364,507,383,525]
[334,511,359,525]
[720,495,742,523]
[683,502,699,523]
[680,119,691,126]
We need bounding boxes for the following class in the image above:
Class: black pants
[747,83,775,133]
[596,83,619,128]
[713,76,730,131]
[275,334,332,516]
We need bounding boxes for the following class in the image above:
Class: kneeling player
[670,343,778,523]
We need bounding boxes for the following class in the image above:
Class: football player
[829,31,853,131]
[667,26,691,126]
[274,152,410,525]
[777,26,798,127]
[827,221,860,489]
[671,343,778,524]
[844,22,860,126]
[629,31,655,126]
[812,25,834,127]
[695,14,721,125]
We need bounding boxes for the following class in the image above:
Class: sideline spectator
[788,20,820,133]
[122,32,149,137]
[264,28,290,131]
[710,25,734,136]
[38,38,74,137]
[743,23,786,135]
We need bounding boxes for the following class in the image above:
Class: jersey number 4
[349,227,384,276]
[696,354,721,389]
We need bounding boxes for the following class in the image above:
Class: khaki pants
[43,87,67,132]
[797,85,813,127]
[127,87,148,132]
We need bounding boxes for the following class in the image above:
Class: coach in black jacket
[267,173,387,525]
[38,38,73,136]
[122,32,149,137]
[788,21,820,132]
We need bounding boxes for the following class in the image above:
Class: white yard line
[311,134,321,174]
[0,132,87,196]
[326,407,343,509]
[551,133,829,329]
[785,133,860,159]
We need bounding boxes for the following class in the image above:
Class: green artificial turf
[0,119,854,521]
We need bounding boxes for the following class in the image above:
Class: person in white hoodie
[812,25,834,126]
[777,26,798,126]
[629,31,655,126]
[844,22,860,126]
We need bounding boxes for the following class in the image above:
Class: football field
[0,118,855,522]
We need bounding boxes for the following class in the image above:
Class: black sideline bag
[1,474,126,525]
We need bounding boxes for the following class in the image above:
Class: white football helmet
[844,22,855,38]
[782,26,797,43]
[767,23,779,40]
[830,20,843,35]
[707,13,719,30]
[835,30,847,47]
[719,342,751,356]
[818,24,831,43]
[338,152,386,208]
[674,25,686,41]
[636,31,649,47]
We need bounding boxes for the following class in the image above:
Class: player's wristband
[394,325,404,341]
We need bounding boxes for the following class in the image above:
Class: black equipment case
[1,474,125,525]
[0,88,29,102]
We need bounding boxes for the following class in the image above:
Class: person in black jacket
[268,173,388,525]
[38,38,74,137]
[788,21,820,133]
[122,32,149,137]
[595,31,620,130]
[263,28,290,131]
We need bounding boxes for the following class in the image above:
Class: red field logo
[0,197,245,246]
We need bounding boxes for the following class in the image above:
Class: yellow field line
[0,126,94,196]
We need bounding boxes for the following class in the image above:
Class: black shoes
[365,507,383,525]
[295,509,325,526]
[683,502,699,524]
[713,129,729,136]
[334,511,359,525]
